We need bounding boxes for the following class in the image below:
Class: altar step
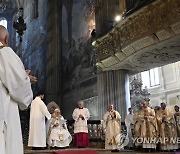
[24,149,178,154]
[24,149,132,154]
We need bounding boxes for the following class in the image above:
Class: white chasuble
[103,110,121,150]
[47,116,72,147]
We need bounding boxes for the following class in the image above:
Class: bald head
[108,103,114,111]
[0,25,8,46]
[78,100,84,109]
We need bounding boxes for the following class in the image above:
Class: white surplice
[125,113,134,148]
[28,97,51,147]
[0,43,33,154]
[72,108,90,133]
[47,116,72,147]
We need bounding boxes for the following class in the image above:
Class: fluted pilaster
[97,69,130,121]
[46,0,62,105]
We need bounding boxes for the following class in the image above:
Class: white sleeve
[85,108,90,120]
[61,116,68,129]
[103,112,109,129]
[46,118,52,136]
[72,109,79,121]
[61,116,64,120]
[40,101,51,120]
[0,47,33,110]
[125,115,129,127]
[115,111,121,121]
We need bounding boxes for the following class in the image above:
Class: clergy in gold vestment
[154,106,161,138]
[156,103,178,150]
[174,105,180,149]
[134,101,157,149]
[103,104,121,150]
[174,105,180,137]
[134,103,144,147]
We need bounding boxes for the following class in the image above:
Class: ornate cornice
[94,0,180,69]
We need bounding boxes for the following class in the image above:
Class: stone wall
[61,0,97,119]
[131,61,180,112]
[148,62,180,111]
[22,0,48,94]
[95,0,122,37]
[19,0,98,120]
[19,0,49,144]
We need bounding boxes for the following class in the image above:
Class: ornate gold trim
[94,0,180,63]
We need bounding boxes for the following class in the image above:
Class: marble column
[46,0,62,106]
[120,0,127,14]
[97,69,130,121]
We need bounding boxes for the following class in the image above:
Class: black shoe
[111,149,119,152]
[32,147,44,150]
[135,146,142,151]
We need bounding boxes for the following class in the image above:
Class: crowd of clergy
[126,101,180,152]
[28,95,90,150]
[27,94,123,152]
[27,94,180,152]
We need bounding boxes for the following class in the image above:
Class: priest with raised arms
[72,100,90,147]
[156,102,178,151]
[134,101,157,150]
[28,92,51,149]
[0,25,36,154]
[103,103,121,151]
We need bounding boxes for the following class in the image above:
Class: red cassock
[74,132,89,147]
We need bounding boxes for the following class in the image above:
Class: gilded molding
[94,0,180,63]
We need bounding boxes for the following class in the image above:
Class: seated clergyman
[47,108,72,148]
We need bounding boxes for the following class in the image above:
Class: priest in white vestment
[28,93,51,149]
[0,26,34,154]
[103,104,121,151]
[125,107,134,149]
[72,100,90,147]
[47,108,72,148]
